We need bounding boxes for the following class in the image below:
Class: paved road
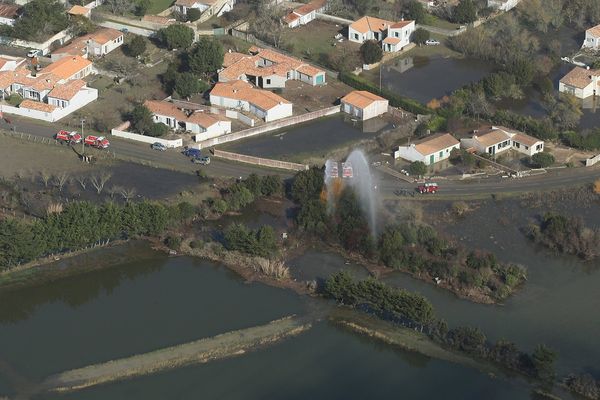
[1,116,292,179]
[4,115,600,195]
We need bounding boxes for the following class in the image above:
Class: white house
[487,0,521,11]
[282,0,326,28]
[341,90,388,120]
[47,80,98,109]
[0,55,26,71]
[210,80,293,122]
[144,100,188,130]
[219,47,326,88]
[394,133,460,165]
[0,4,20,26]
[186,112,232,141]
[85,28,124,57]
[348,16,415,52]
[460,126,544,157]
[559,66,600,99]
[583,25,600,49]
[174,0,213,14]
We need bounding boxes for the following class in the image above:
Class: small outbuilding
[340,90,388,121]
[460,126,544,157]
[394,133,460,165]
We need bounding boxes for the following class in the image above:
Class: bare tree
[75,175,88,190]
[90,172,112,195]
[107,185,123,199]
[120,187,137,202]
[39,170,51,188]
[53,172,70,193]
[250,0,286,48]
[104,0,132,15]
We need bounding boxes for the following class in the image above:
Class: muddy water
[0,244,304,383]
[40,321,537,400]
[380,56,494,104]
[220,115,389,161]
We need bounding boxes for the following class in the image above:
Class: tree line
[0,200,193,269]
[324,271,558,382]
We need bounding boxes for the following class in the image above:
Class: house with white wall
[0,4,20,26]
[186,111,232,141]
[559,66,600,99]
[144,99,188,130]
[487,0,521,11]
[210,80,293,122]
[282,0,326,28]
[340,90,388,120]
[583,25,600,49]
[219,47,326,88]
[394,133,460,165]
[460,126,544,157]
[52,28,124,61]
[348,16,415,52]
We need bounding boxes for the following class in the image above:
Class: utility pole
[81,118,85,155]
[379,64,382,92]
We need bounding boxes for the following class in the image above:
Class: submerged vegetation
[291,167,526,302]
[524,212,600,260]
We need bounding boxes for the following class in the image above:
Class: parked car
[425,39,440,46]
[192,156,210,165]
[27,49,40,58]
[151,142,167,151]
[183,147,202,158]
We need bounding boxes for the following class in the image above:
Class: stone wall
[213,149,308,171]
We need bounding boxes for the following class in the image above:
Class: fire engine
[55,130,82,144]
[341,162,353,178]
[417,182,438,194]
[84,135,110,149]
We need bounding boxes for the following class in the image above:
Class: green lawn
[147,0,174,15]
[423,14,461,30]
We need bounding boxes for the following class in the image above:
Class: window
[395,32,399,37]
[266,78,271,84]
[354,33,359,40]
[439,151,443,158]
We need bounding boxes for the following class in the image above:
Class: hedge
[339,71,432,115]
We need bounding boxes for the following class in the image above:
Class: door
[429,154,434,164]
[316,74,324,84]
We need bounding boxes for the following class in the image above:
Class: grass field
[147,0,174,15]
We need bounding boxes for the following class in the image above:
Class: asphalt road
[3,115,600,195]
[1,116,292,179]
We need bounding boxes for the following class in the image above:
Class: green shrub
[164,235,182,250]
[7,93,22,106]
[186,8,201,21]
[530,152,555,168]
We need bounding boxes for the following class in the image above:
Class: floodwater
[380,55,494,104]
[0,244,540,399]
[220,115,389,161]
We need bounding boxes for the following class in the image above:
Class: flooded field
[220,115,389,161]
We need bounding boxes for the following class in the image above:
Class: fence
[586,154,600,167]
[110,129,183,148]
[213,149,308,171]
[194,106,340,149]
[0,29,71,55]
[316,13,353,25]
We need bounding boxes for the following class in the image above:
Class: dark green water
[0,240,581,399]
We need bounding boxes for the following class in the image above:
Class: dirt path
[40,316,311,393]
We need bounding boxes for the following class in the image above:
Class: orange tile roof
[587,24,600,38]
[88,28,123,45]
[414,133,459,156]
[390,20,413,29]
[186,111,222,128]
[0,4,19,19]
[296,64,323,77]
[19,99,57,113]
[0,70,26,89]
[294,2,316,15]
[350,16,393,34]
[473,129,511,147]
[223,51,251,67]
[54,38,88,57]
[560,66,600,89]
[39,56,92,80]
[283,12,301,24]
[48,79,86,100]
[511,133,541,147]
[341,90,386,109]
[142,15,175,25]
[382,36,401,45]
[144,100,188,121]
[68,5,90,15]
[30,74,60,91]
[211,80,291,111]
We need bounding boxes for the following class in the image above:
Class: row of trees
[324,271,557,381]
[0,0,68,42]
[291,167,526,301]
[0,200,191,269]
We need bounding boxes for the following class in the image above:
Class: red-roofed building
[282,0,327,28]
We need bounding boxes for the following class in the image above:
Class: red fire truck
[55,130,82,144]
[84,135,110,149]
[417,182,438,194]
